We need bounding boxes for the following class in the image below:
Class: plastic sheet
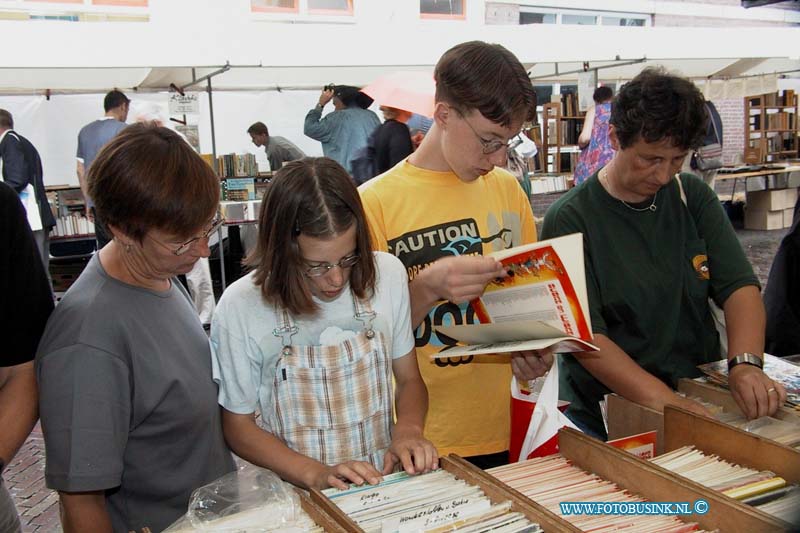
[164,464,320,532]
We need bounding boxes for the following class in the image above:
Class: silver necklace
[600,168,657,212]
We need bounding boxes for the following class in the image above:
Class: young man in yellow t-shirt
[359,41,552,468]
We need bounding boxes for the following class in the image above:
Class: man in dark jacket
[0,109,56,272]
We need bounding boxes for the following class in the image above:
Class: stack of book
[320,469,543,533]
[652,445,800,525]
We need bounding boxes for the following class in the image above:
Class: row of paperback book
[201,152,259,179]
[530,174,570,195]
[52,213,95,238]
[220,176,270,201]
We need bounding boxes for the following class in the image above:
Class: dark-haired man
[0,109,56,271]
[542,68,785,439]
[247,121,305,171]
[77,89,129,250]
[359,41,551,467]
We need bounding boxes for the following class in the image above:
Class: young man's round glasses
[304,254,360,277]
[455,108,515,155]
[170,215,224,256]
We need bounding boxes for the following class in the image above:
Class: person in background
[541,68,786,440]
[247,121,305,171]
[0,109,56,273]
[764,201,800,358]
[0,182,54,533]
[359,41,553,469]
[212,157,436,490]
[373,106,415,175]
[304,85,380,175]
[76,89,129,250]
[37,124,234,533]
[573,86,615,186]
[351,106,414,184]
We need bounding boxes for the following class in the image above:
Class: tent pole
[206,76,227,292]
[207,78,217,160]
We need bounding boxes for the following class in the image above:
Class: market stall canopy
[0,24,798,93]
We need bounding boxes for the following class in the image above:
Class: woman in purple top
[574,86,615,186]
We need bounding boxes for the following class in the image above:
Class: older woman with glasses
[211,157,437,491]
[35,124,235,533]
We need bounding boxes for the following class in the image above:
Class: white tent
[2,12,799,185]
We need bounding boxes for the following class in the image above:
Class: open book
[432,233,598,358]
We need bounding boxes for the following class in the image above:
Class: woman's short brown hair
[88,123,220,242]
[248,157,376,316]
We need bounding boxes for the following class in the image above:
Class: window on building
[520,11,555,24]
[420,0,465,19]
[251,0,352,16]
[251,0,298,13]
[602,16,646,26]
[562,14,596,25]
[30,13,79,19]
[308,0,352,15]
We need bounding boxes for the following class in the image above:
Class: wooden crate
[296,489,350,532]
[606,393,665,455]
[677,378,800,425]
[664,405,800,484]
[558,426,790,531]
[310,455,581,532]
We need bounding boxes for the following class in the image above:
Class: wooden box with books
[607,381,800,455]
[296,489,350,532]
[490,427,785,531]
[606,393,666,455]
[660,406,799,529]
[664,405,800,483]
[678,377,800,426]
[560,427,789,531]
[309,454,582,532]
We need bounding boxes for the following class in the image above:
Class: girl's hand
[382,428,438,476]
[312,460,383,490]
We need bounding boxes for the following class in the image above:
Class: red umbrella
[360,71,436,118]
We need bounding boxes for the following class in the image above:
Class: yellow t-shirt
[359,160,537,457]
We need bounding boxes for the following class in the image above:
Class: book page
[475,233,591,339]
[432,233,596,357]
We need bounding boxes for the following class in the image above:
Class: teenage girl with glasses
[211,157,437,490]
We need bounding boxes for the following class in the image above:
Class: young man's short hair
[434,41,536,127]
[610,68,707,150]
[104,90,130,113]
[247,122,269,137]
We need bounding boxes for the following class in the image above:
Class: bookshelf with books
[745,90,799,163]
[45,185,95,240]
[540,93,585,174]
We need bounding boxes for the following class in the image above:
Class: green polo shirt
[541,172,759,438]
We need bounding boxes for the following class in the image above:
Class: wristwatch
[727,352,763,371]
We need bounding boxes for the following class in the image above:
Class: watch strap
[727,352,763,371]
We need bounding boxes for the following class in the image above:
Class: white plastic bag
[164,464,314,532]
[517,360,579,461]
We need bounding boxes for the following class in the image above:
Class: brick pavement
[4,214,787,533]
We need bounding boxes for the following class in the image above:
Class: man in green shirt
[542,68,787,439]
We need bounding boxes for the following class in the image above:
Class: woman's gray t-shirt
[36,255,235,533]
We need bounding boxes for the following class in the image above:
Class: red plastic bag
[510,362,576,462]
